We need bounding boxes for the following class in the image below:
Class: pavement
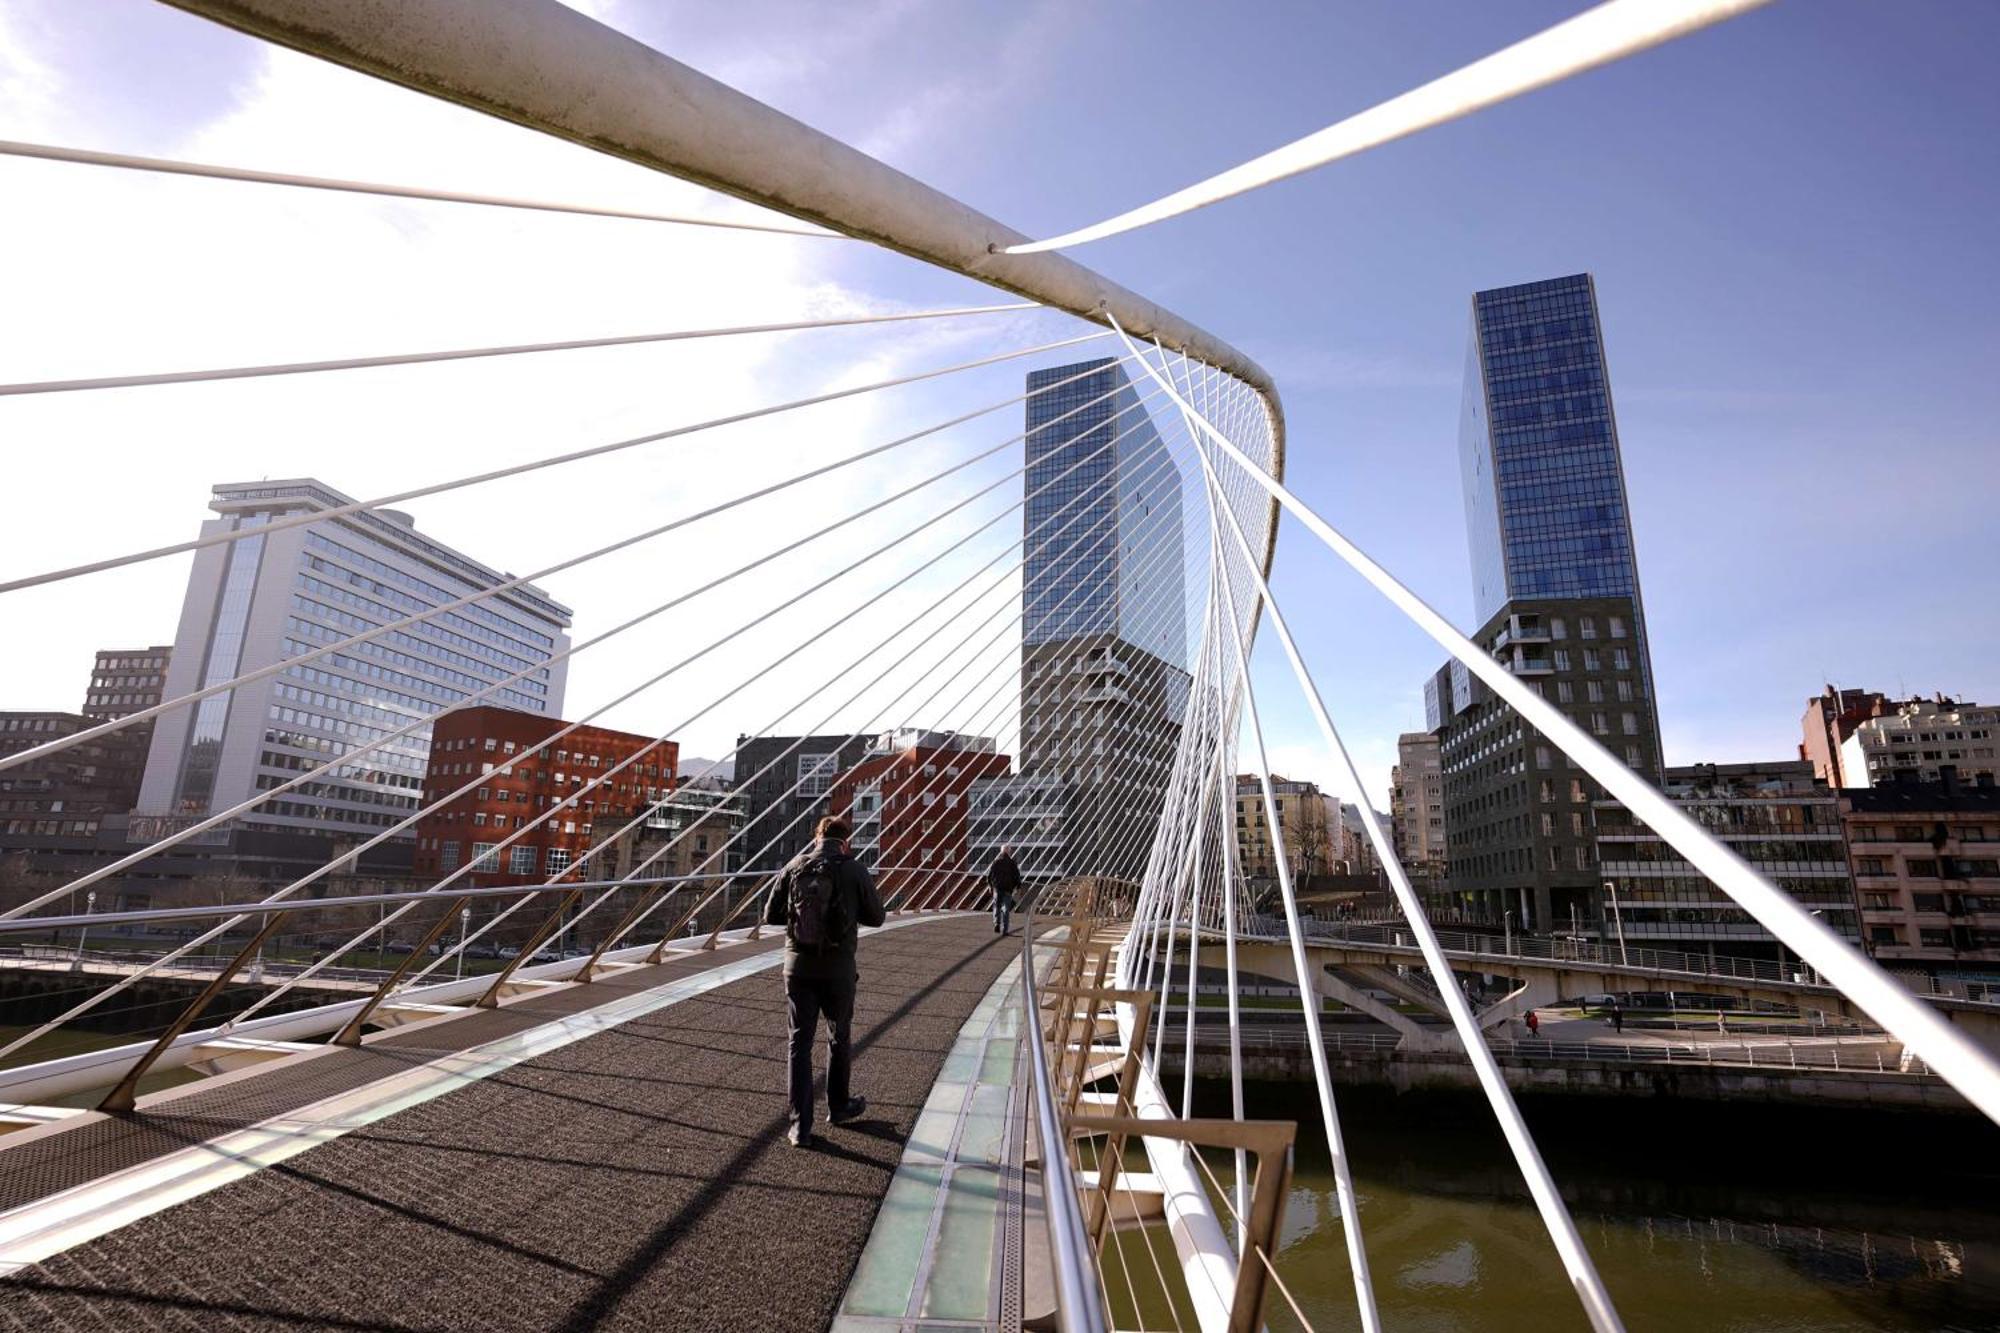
[0,914,1015,1333]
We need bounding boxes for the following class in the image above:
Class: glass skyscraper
[1022,358,1184,670]
[1460,273,1642,625]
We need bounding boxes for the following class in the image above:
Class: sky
[0,0,1996,809]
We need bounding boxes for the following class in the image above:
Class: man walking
[988,845,1022,935]
[764,815,885,1148]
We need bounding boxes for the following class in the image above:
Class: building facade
[733,732,877,875]
[1391,731,1445,890]
[1020,358,1189,883]
[828,732,1007,906]
[0,713,140,841]
[1428,275,1661,932]
[967,772,1071,885]
[1844,777,2000,979]
[1593,761,1859,963]
[1799,685,1890,788]
[1232,774,1330,883]
[135,480,572,843]
[1837,696,1999,790]
[411,705,676,886]
[76,645,174,816]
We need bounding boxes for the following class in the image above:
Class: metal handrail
[1020,891,1109,1333]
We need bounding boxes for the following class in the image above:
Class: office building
[411,705,676,886]
[1020,359,1189,882]
[1837,695,1999,790]
[967,772,1071,885]
[76,645,174,814]
[1427,275,1661,931]
[828,731,1007,905]
[1391,731,1445,891]
[733,732,876,875]
[0,712,139,840]
[135,480,572,843]
[1845,774,2000,979]
[1593,761,1859,963]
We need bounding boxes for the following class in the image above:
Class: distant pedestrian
[764,815,885,1148]
[1525,1008,1541,1038]
[988,846,1022,935]
[1611,1002,1625,1035]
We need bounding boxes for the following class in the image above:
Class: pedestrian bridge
[2,3,1998,1332]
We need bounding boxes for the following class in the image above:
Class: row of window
[292,596,551,694]
[297,572,544,676]
[305,532,556,651]
[288,615,547,706]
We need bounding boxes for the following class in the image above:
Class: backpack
[787,855,850,953]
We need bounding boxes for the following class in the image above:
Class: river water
[1149,1082,2000,1332]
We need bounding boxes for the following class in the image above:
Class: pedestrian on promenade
[1610,1001,1625,1034]
[1525,1008,1541,1038]
[988,845,1022,935]
[764,814,885,1148]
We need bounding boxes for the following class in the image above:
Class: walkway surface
[0,914,1015,1332]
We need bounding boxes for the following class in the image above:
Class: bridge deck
[0,913,1014,1332]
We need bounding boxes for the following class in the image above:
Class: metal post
[98,909,293,1113]
[1603,878,1629,966]
[331,897,471,1047]
[69,889,97,973]
[474,889,583,1008]
[456,906,470,981]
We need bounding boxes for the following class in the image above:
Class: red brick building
[413,705,677,886]
[826,731,1007,909]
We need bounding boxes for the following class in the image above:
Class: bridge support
[1474,974,1565,1034]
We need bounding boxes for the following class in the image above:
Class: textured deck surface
[0,914,1014,1332]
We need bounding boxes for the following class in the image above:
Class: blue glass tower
[1022,358,1184,669]
[1460,273,1642,625]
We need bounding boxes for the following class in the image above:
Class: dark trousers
[785,971,856,1132]
[993,893,1014,934]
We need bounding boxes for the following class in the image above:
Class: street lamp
[1503,909,1516,957]
[1603,878,1630,966]
[457,906,471,981]
[69,890,98,973]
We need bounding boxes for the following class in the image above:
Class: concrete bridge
[1202,919,2000,1054]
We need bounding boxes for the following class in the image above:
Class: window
[1919,928,1952,948]
[1609,615,1627,639]
[1582,648,1601,672]
[546,847,572,875]
[1556,681,1573,703]
[797,752,839,797]
[1907,858,1939,877]
[1856,856,1888,875]
[1622,712,1639,736]
[1586,681,1604,703]
[1868,925,1902,946]
[1550,617,1567,640]
[1535,746,1552,770]
[1574,845,1591,870]
[1613,648,1631,671]
[1571,812,1585,836]
[1553,649,1570,671]
[1625,745,1642,768]
[483,738,497,752]
[439,841,461,871]
[1616,679,1634,702]
[1591,712,1610,736]
[1540,813,1554,836]
[472,842,500,871]
[509,845,535,874]
[1570,779,1586,803]
[1912,893,1946,913]
[1580,616,1597,639]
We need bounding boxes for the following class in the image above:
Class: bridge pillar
[1309,968,1457,1053]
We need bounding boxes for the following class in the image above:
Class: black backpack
[787,855,850,953]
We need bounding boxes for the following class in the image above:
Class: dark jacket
[764,838,885,980]
[987,853,1022,901]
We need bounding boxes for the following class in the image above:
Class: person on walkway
[1610,1001,1625,1035]
[764,814,885,1148]
[988,846,1022,935]
[1525,1008,1541,1038]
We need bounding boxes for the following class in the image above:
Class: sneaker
[830,1096,867,1125]
[787,1123,815,1148]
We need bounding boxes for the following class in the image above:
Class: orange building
[827,730,1008,909]
[413,705,677,886]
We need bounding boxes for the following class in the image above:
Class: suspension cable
[0,137,843,236]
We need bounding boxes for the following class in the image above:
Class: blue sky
[1,0,1995,802]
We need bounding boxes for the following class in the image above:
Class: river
[1104,1082,2000,1332]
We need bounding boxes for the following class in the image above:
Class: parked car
[497,946,522,960]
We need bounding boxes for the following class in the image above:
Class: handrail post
[330,896,471,1046]
[475,889,584,1008]
[98,909,293,1113]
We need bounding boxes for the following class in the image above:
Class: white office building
[136,480,572,841]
